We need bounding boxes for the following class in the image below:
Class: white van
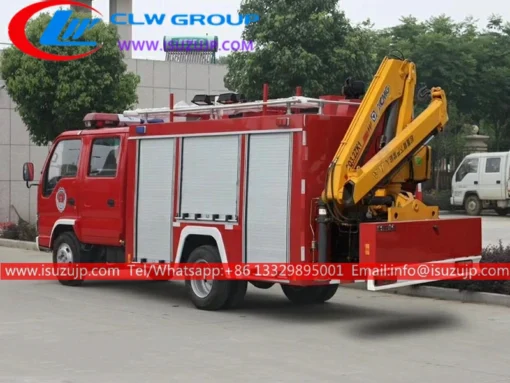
[450,151,510,216]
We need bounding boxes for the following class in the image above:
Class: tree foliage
[224,0,380,98]
[377,14,510,162]
[0,11,140,145]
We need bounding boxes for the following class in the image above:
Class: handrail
[123,96,361,117]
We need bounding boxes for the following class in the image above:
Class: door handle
[474,181,478,185]
[68,198,75,206]
[496,180,501,184]
[107,199,115,207]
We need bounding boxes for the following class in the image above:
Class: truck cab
[22,113,148,253]
[451,151,510,216]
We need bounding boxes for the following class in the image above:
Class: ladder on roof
[123,96,361,119]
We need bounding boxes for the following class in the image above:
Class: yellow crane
[322,54,448,222]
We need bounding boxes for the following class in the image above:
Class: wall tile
[136,87,154,108]
[136,60,154,88]
[187,64,210,92]
[153,88,170,108]
[0,109,10,145]
[170,89,187,104]
[10,110,29,145]
[124,58,137,74]
[209,65,228,91]
[153,61,171,88]
[10,145,29,181]
[170,63,186,89]
[0,145,10,181]
[10,181,29,222]
[0,181,9,222]
[0,80,11,109]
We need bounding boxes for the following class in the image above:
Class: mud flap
[359,217,482,292]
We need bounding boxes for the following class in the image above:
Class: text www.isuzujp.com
[117,40,254,52]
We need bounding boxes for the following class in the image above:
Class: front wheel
[464,195,482,216]
[185,245,232,311]
[52,231,84,286]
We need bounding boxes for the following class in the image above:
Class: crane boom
[322,56,448,221]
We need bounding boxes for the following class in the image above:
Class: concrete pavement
[1,247,510,382]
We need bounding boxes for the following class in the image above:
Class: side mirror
[23,162,35,188]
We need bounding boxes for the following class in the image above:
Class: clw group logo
[9,0,103,61]
[9,0,260,62]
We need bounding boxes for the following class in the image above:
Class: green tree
[224,0,379,99]
[0,11,140,145]
[376,14,510,153]
[471,15,510,150]
[373,14,510,189]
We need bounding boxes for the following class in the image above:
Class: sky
[1,0,510,61]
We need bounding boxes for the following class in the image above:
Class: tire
[464,195,481,216]
[281,284,338,305]
[185,245,232,311]
[250,281,274,290]
[314,284,339,302]
[222,280,248,309]
[52,231,84,286]
[495,207,509,216]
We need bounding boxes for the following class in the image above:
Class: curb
[343,283,510,308]
[0,238,39,251]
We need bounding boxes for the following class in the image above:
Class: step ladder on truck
[22,55,482,311]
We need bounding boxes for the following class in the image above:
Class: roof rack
[123,96,361,119]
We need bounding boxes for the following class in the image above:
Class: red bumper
[359,217,482,264]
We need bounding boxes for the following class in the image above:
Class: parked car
[450,151,510,216]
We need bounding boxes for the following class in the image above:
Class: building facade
[0,59,229,224]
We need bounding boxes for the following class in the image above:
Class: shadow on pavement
[75,280,461,336]
[349,313,461,339]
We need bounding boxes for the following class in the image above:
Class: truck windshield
[455,158,478,182]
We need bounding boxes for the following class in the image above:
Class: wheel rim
[467,199,477,212]
[56,243,73,263]
[190,259,213,298]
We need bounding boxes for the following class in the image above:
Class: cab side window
[88,137,121,177]
[485,157,500,173]
[455,158,478,182]
[43,139,82,197]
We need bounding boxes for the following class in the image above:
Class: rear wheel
[52,231,84,286]
[185,245,232,311]
[222,280,248,309]
[464,195,482,216]
[281,284,339,304]
[495,207,509,216]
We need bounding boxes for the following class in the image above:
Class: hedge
[0,221,37,242]
[422,189,453,211]
[427,241,510,295]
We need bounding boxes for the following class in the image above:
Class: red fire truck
[22,56,482,310]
